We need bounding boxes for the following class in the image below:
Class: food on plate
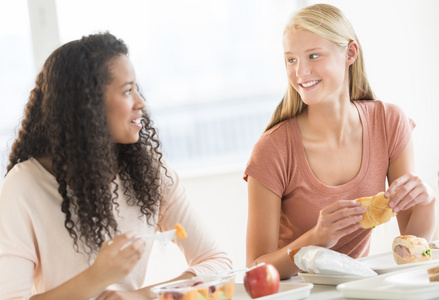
[243,263,280,299]
[427,265,439,282]
[151,274,235,300]
[174,223,187,239]
[287,248,301,263]
[392,235,432,265]
[356,192,395,229]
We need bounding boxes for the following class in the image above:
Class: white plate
[358,249,439,274]
[384,268,439,287]
[232,282,313,300]
[298,272,370,286]
[337,263,439,300]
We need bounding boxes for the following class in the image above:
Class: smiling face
[283,28,353,106]
[104,55,145,144]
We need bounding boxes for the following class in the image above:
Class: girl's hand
[90,232,146,288]
[386,172,435,213]
[312,200,366,249]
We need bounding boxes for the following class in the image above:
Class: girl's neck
[36,155,56,177]
[297,99,360,145]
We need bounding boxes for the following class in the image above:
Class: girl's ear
[347,41,359,65]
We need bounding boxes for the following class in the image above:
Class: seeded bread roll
[393,235,432,265]
[356,192,395,229]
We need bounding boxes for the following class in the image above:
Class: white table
[287,276,346,300]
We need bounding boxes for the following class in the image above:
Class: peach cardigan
[0,158,232,299]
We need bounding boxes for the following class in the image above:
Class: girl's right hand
[90,232,146,288]
[312,200,366,249]
[28,232,146,300]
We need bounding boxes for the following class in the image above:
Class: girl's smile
[299,80,321,89]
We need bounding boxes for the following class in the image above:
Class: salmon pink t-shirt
[244,100,415,258]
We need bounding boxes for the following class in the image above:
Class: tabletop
[287,275,346,300]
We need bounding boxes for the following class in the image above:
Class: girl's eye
[310,54,320,59]
[287,58,297,63]
[124,89,132,96]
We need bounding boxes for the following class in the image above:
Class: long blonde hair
[265,3,375,131]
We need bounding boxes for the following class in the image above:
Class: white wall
[145,169,248,285]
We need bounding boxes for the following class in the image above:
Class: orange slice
[175,223,187,239]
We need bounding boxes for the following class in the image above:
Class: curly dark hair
[7,32,165,255]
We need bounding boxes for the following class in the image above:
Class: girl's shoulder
[262,117,297,139]
[2,158,56,194]
[353,99,406,118]
[250,118,298,160]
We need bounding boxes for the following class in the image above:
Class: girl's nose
[296,60,311,78]
[133,90,146,110]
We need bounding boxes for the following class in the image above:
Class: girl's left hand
[386,172,435,213]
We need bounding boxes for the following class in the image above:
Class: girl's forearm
[30,266,107,300]
[139,271,196,299]
[402,198,437,241]
[250,229,318,279]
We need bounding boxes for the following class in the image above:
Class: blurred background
[0,0,438,285]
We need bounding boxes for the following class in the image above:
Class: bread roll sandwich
[356,192,395,229]
[427,265,439,282]
[392,235,432,265]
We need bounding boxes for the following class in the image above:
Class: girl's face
[283,28,355,106]
[104,55,145,144]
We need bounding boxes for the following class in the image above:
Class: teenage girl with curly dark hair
[0,32,232,299]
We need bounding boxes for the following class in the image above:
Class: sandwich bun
[427,265,439,282]
[356,192,395,229]
[392,235,432,265]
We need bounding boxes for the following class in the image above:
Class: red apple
[243,263,280,298]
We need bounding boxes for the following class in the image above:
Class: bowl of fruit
[151,273,235,300]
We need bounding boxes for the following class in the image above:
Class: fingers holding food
[92,232,146,286]
[320,200,365,226]
[313,200,365,248]
[387,173,435,213]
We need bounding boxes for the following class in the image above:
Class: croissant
[356,192,395,229]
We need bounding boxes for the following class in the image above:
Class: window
[0,0,300,181]
[0,0,34,180]
[54,0,298,176]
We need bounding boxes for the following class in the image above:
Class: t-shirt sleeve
[0,168,37,300]
[157,162,232,275]
[243,125,290,198]
[383,102,416,163]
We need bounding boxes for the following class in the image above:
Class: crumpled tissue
[291,245,377,276]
